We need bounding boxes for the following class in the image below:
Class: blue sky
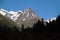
[0,0,60,20]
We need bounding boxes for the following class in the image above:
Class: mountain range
[0,8,56,28]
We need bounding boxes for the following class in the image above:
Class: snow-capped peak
[49,17,56,21]
[17,10,23,13]
[46,17,56,23]
[8,11,17,14]
[0,9,23,21]
[23,8,38,19]
[0,9,8,16]
[0,9,8,12]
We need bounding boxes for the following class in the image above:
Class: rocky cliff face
[0,8,42,28]
[15,8,42,28]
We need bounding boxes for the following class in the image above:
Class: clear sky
[0,0,60,20]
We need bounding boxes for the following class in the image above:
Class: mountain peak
[25,8,34,13]
[26,8,32,11]
[23,8,38,18]
[0,9,8,16]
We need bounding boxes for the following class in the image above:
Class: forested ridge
[0,15,60,40]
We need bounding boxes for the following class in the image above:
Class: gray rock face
[16,8,42,28]
[0,8,42,28]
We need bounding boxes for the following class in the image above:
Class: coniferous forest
[0,15,60,40]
